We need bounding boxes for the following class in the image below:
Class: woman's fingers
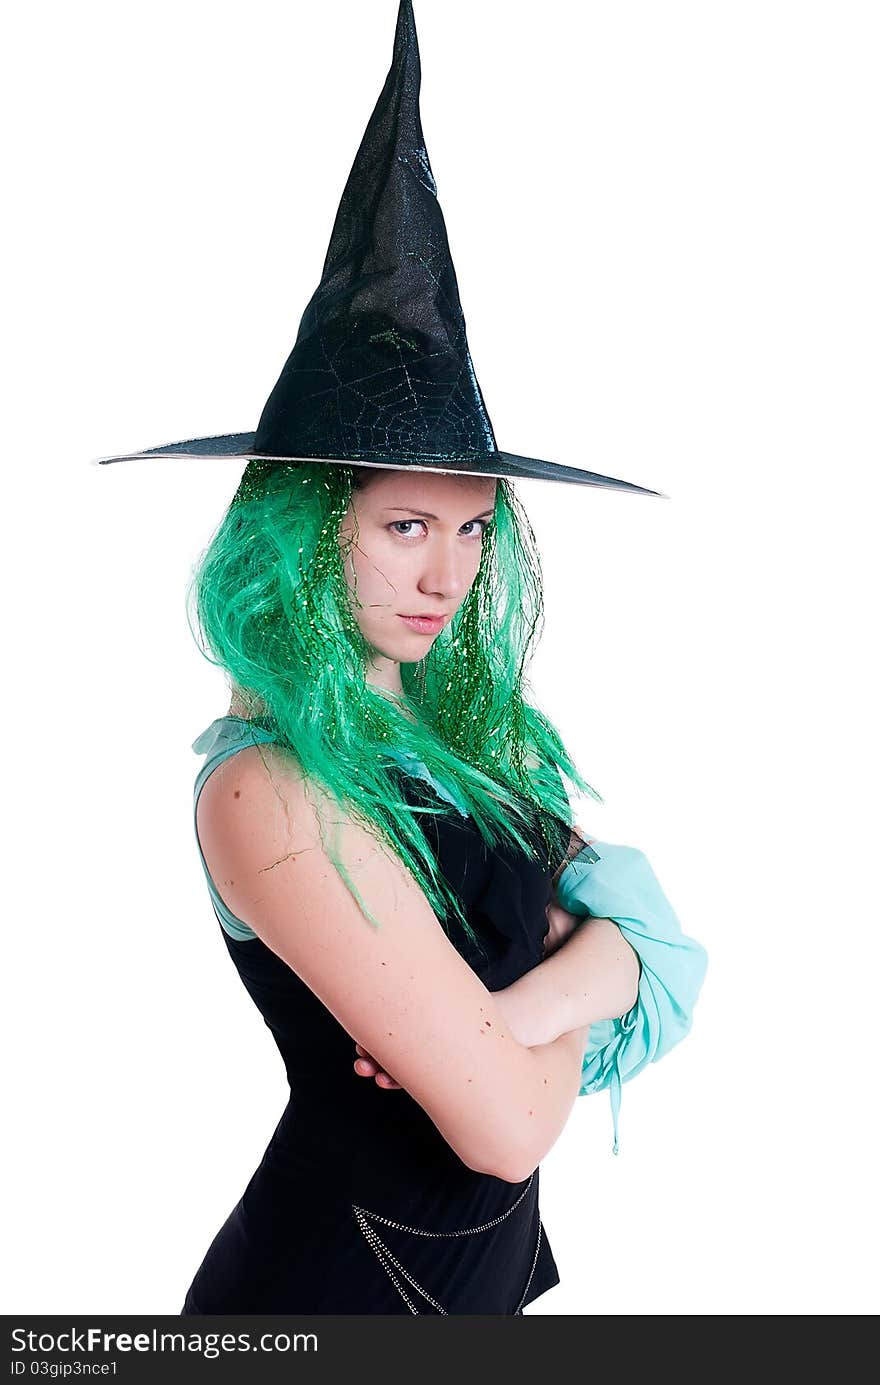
[353,1045,402,1089]
[375,1072,401,1088]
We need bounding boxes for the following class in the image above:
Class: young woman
[94,0,666,1316]
[179,457,641,1315]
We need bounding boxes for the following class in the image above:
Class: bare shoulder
[196,739,327,870]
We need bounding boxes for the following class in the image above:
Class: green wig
[186,459,603,953]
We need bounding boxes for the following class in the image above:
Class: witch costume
[97,1,705,1314]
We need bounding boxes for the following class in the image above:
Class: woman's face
[338,468,497,681]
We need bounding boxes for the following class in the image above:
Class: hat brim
[92,431,667,498]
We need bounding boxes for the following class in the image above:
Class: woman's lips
[398,614,448,634]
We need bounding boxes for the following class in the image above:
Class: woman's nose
[418,547,472,600]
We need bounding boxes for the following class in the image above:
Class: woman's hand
[353,1042,402,1089]
[543,899,583,959]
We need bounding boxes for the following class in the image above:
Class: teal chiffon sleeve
[555,840,708,1154]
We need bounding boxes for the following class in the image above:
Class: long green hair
[186,459,602,950]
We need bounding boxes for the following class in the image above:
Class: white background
[3,0,878,1316]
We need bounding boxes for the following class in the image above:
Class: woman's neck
[228,689,268,719]
[228,686,417,725]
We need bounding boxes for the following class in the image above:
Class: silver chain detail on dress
[351,1172,541,1315]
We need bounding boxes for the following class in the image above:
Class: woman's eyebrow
[383,507,495,521]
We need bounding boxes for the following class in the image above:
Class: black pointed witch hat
[94,0,664,498]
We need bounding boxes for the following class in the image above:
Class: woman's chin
[364,629,439,666]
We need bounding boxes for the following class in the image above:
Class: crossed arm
[354,825,641,1088]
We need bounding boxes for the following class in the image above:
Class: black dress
[181,718,563,1315]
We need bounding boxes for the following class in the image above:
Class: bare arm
[356,914,635,1071]
[355,825,637,1082]
[494,917,641,1049]
[197,745,597,1185]
[503,822,639,1046]
[358,918,637,1079]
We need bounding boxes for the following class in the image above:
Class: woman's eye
[389,520,427,538]
[388,519,490,539]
